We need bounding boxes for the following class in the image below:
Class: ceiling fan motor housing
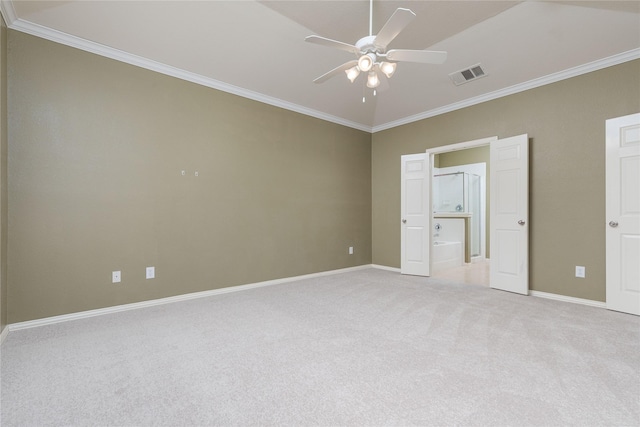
[356,35,381,55]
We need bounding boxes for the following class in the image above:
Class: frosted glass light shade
[345,66,360,83]
[380,62,397,78]
[366,71,380,88]
[358,53,375,72]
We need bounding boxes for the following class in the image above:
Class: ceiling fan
[305,0,447,92]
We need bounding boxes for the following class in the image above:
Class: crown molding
[372,48,640,133]
[3,11,639,135]
[0,0,17,26]
[6,17,373,133]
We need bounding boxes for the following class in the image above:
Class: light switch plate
[146,266,155,279]
[112,271,121,283]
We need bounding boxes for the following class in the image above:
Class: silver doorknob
[609,221,619,228]
[518,220,525,226]
[402,219,407,224]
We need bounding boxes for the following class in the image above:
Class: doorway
[400,135,529,295]
[432,157,488,285]
[430,143,488,286]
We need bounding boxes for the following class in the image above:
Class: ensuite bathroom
[431,149,488,284]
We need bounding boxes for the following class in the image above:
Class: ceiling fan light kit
[305,1,447,98]
[358,52,376,72]
[367,70,380,89]
[380,61,397,78]
[345,66,360,83]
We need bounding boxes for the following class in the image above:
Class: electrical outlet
[575,266,586,278]
[349,246,354,255]
[112,271,121,283]
[146,266,155,279]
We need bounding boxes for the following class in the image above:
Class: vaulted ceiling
[3,1,639,132]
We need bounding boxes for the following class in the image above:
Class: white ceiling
[3,1,640,132]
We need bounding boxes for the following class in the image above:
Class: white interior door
[606,113,640,316]
[401,153,430,276]
[490,134,529,294]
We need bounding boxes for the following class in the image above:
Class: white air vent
[449,64,487,86]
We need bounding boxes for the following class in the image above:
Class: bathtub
[432,240,463,273]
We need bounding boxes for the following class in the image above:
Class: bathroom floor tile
[431,259,490,286]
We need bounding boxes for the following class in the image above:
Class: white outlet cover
[112,271,121,283]
[575,266,586,278]
[146,266,155,279]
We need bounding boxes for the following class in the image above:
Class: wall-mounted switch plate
[575,266,586,278]
[194,171,199,177]
[349,246,354,255]
[181,170,186,176]
[112,271,121,283]
[146,266,155,279]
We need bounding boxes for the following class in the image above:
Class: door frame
[426,136,497,275]
[427,135,529,294]
[403,134,530,294]
[401,137,496,276]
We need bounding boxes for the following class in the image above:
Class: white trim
[3,13,638,134]
[5,18,371,133]
[427,136,497,274]
[371,264,401,273]
[530,290,606,309]
[7,265,372,332]
[427,136,497,155]
[0,0,17,26]
[373,48,640,133]
[0,265,611,341]
[0,324,8,345]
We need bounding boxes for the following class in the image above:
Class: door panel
[606,113,640,315]
[490,134,529,294]
[495,230,519,276]
[401,154,430,276]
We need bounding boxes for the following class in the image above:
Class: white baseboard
[0,324,8,345]
[3,266,610,340]
[7,264,373,333]
[371,264,401,273]
[530,290,606,309]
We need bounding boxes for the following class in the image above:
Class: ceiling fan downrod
[368,0,373,37]
[304,0,448,97]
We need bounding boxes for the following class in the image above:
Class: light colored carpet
[1,268,639,426]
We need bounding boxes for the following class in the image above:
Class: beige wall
[5,29,640,324]
[0,16,7,333]
[437,146,490,256]
[8,31,372,323]
[372,59,640,302]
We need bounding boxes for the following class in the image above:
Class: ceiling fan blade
[313,60,359,84]
[305,35,360,55]
[373,8,416,50]
[386,49,448,64]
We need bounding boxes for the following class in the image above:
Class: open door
[606,113,640,315]
[490,134,529,294]
[401,153,430,276]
